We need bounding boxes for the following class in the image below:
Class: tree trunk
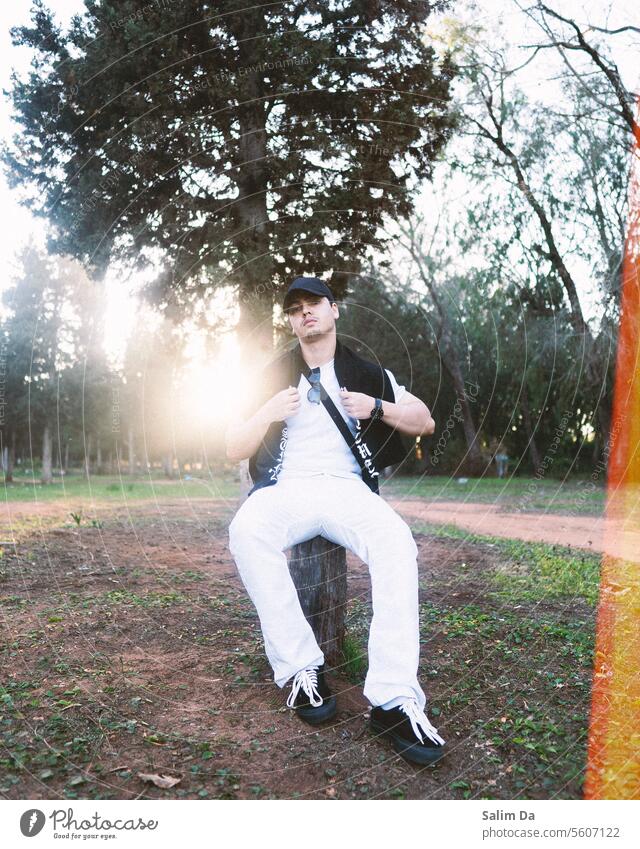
[96,437,103,474]
[521,384,542,473]
[55,434,62,476]
[441,346,483,473]
[7,431,15,482]
[41,424,53,484]
[162,450,174,478]
[289,536,348,666]
[456,386,483,473]
[84,433,92,478]
[233,13,274,366]
[141,441,151,474]
[64,440,70,475]
[231,16,351,672]
[596,403,611,460]
[128,424,135,476]
[415,298,483,474]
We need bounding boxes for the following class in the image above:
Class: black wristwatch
[370,398,384,421]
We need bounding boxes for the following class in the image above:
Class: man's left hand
[339,389,375,419]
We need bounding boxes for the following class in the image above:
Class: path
[389,499,640,562]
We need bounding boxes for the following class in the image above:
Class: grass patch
[384,475,607,516]
[340,632,367,683]
[4,472,614,515]
[0,473,238,502]
[37,590,190,615]
[420,602,594,795]
[94,589,188,608]
[490,542,600,607]
[421,603,594,666]
[413,521,600,606]
[339,598,369,682]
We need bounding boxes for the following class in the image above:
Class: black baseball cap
[283,276,334,310]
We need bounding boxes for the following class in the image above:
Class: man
[226,276,445,765]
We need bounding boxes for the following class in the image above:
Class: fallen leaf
[137,772,181,789]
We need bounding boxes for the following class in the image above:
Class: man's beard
[302,323,325,338]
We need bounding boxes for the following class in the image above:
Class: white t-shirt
[278,358,406,481]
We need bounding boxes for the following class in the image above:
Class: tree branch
[524,1,639,137]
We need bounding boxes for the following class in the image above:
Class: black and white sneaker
[286,664,337,725]
[370,699,446,765]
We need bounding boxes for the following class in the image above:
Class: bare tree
[395,215,484,473]
[516,1,639,137]
[449,36,633,442]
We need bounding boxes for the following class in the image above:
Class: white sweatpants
[228,474,427,709]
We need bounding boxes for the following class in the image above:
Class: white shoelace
[286,666,323,708]
[399,700,446,746]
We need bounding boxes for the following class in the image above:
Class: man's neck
[299,333,337,369]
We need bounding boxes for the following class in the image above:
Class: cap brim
[283,288,325,308]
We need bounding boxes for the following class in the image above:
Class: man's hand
[260,386,301,424]
[339,389,375,419]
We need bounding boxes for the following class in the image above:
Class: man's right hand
[260,386,301,424]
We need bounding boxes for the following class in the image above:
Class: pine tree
[5,0,457,355]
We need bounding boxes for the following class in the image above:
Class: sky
[0,0,638,350]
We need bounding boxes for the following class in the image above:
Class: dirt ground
[389,499,640,561]
[0,498,596,800]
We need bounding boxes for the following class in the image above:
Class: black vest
[247,338,407,496]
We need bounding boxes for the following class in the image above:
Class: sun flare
[182,335,255,428]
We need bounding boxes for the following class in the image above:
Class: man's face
[285,294,339,339]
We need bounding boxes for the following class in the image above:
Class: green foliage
[490,541,601,607]
[413,519,601,606]
[340,632,367,683]
[5,0,458,316]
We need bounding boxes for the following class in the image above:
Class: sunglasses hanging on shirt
[307,368,322,404]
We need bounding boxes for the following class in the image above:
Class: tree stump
[289,536,347,666]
